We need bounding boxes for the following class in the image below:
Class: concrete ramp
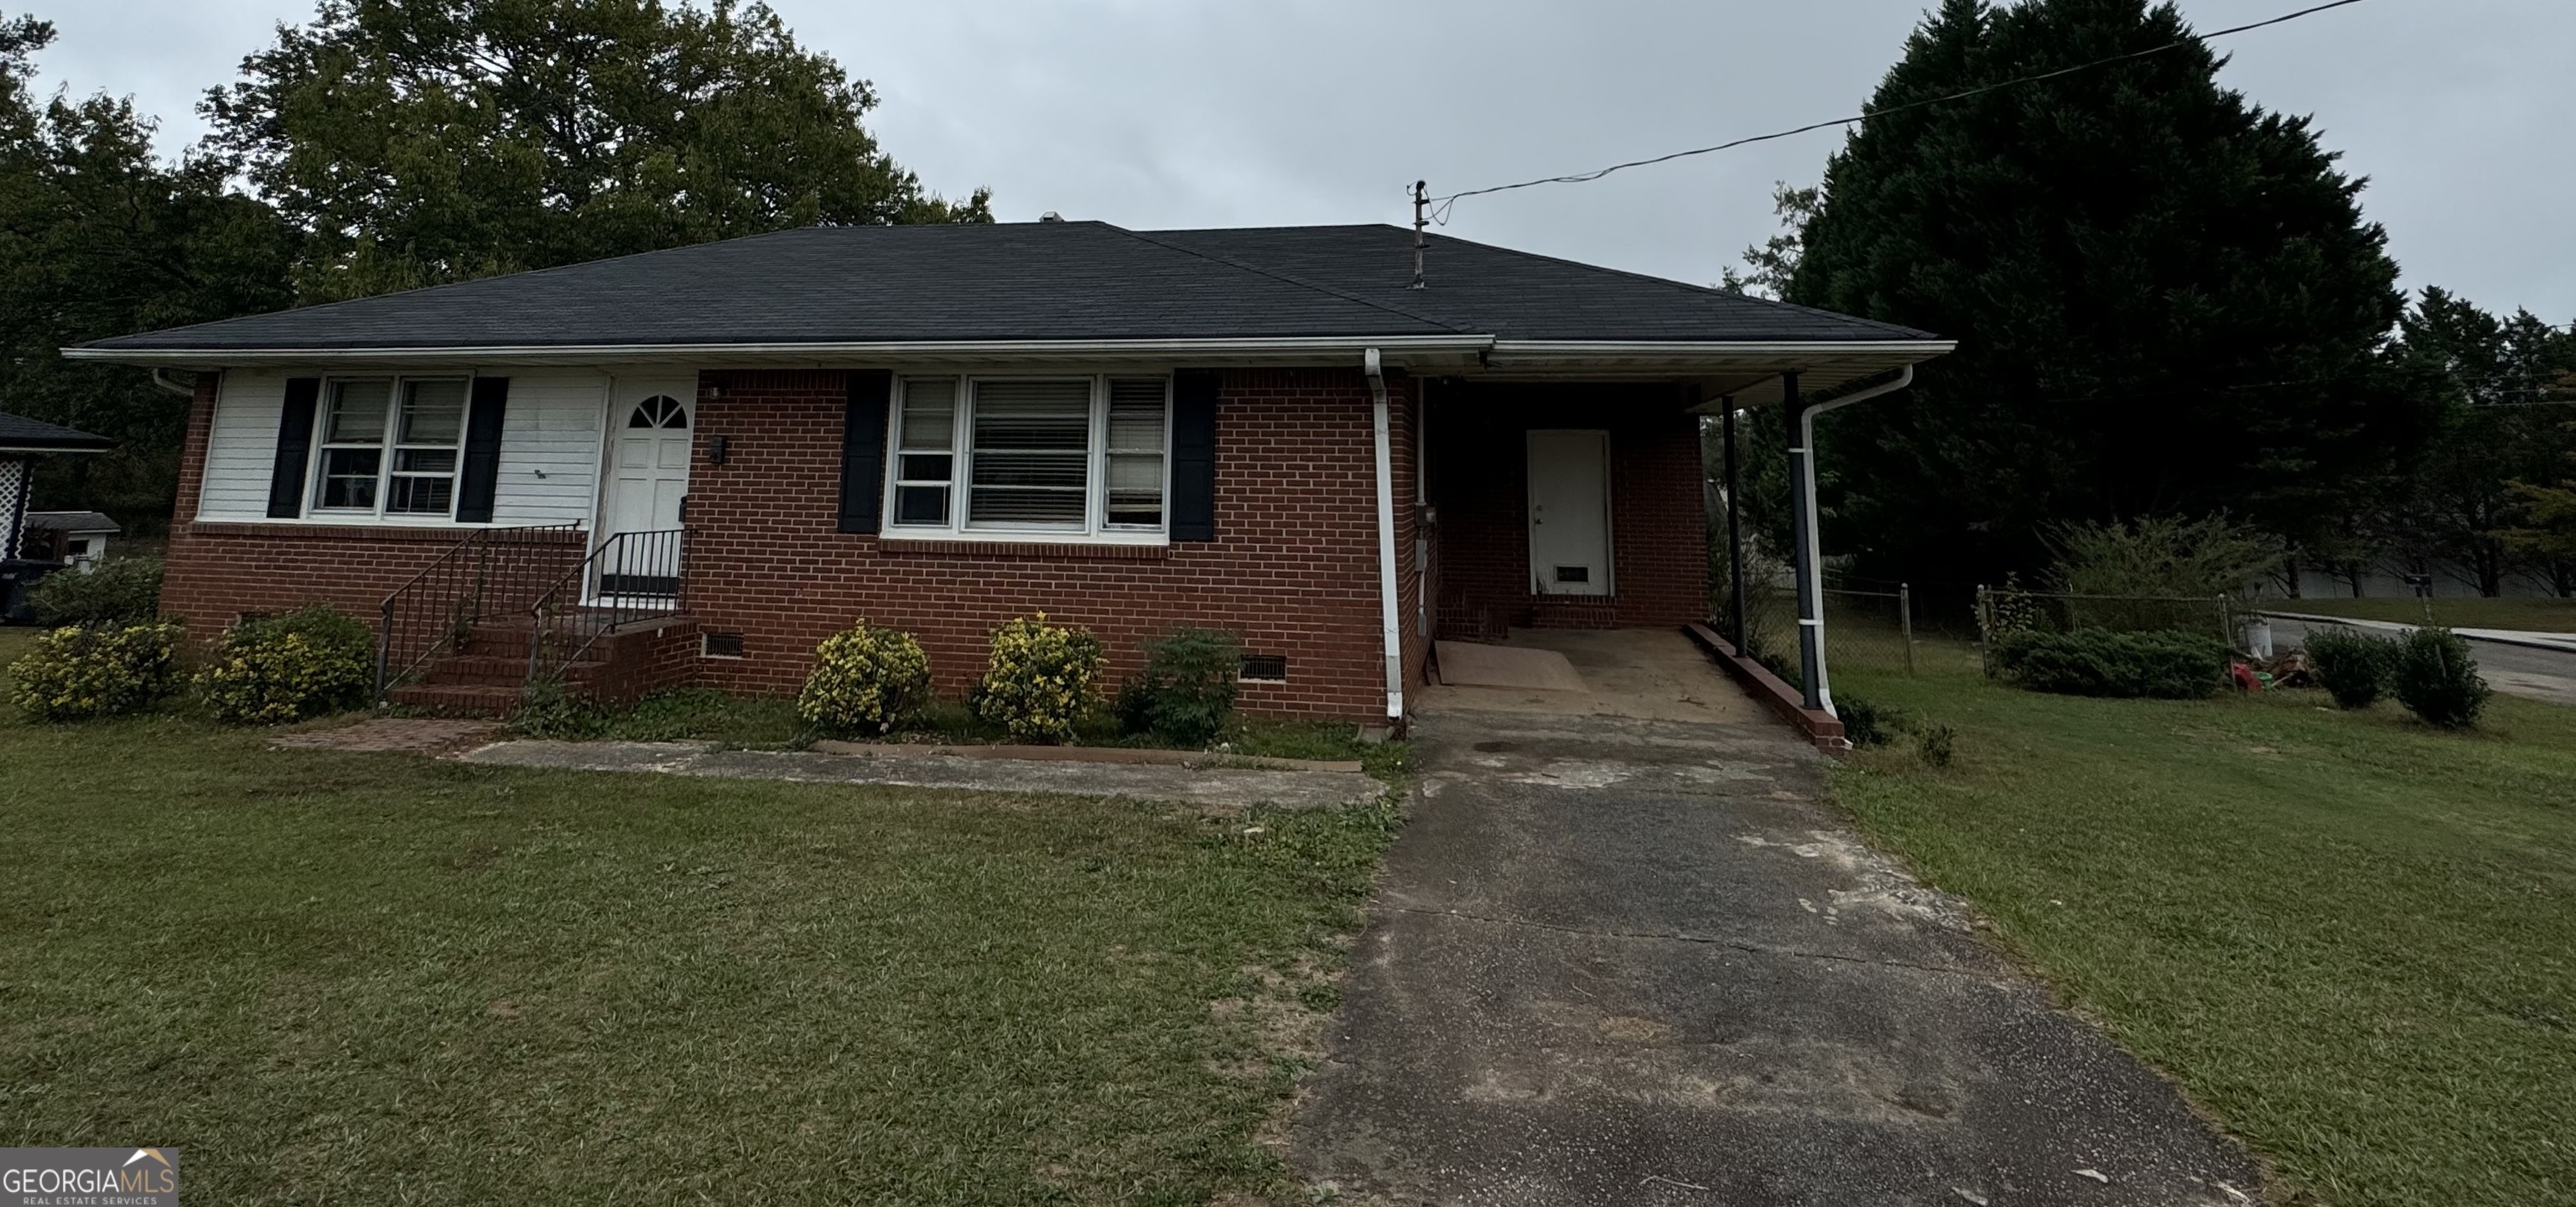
[1435,641,1589,692]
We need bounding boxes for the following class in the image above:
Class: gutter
[62,334,1499,368]
[1784,365,1914,715]
[1363,347,1405,726]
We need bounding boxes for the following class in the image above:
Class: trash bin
[0,559,68,625]
[2241,617,2274,659]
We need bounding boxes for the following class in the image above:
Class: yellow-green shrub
[972,612,1104,743]
[797,621,932,735]
[196,606,375,725]
[9,621,182,721]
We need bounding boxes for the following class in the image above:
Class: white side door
[1526,429,1612,597]
[599,382,694,596]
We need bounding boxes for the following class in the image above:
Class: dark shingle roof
[23,510,119,534]
[75,221,1935,354]
[0,410,113,451]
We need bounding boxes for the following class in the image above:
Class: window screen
[895,377,958,526]
[387,379,466,514]
[317,379,392,510]
[1104,378,1167,528]
[969,379,1091,526]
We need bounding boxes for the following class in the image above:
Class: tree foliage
[202,0,992,301]
[2378,290,2576,596]
[0,15,299,522]
[1780,0,2413,584]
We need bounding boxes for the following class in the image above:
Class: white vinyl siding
[489,371,609,527]
[196,372,288,520]
[192,368,609,528]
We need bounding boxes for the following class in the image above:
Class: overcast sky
[34,0,2576,319]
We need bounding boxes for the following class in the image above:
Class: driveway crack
[1385,904,1989,979]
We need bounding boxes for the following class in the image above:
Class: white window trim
[881,372,1174,545]
[304,374,477,524]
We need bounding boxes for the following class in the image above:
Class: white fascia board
[60,334,1498,370]
[1485,339,1955,365]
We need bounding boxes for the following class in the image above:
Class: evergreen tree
[1783,0,2416,585]
[202,0,992,302]
[2387,291,2576,596]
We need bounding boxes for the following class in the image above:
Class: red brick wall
[684,367,1423,721]
[153,364,1436,722]
[1427,381,1707,633]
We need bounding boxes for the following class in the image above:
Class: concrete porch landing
[1426,628,1764,725]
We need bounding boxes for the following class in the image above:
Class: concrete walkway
[456,740,1381,809]
[1291,705,2257,1205]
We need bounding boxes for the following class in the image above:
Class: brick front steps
[387,613,701,717]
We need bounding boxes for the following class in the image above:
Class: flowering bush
[797,621,932,735]
[9,621,182,721]
[972,612,1104,743]
[196,606,375,725]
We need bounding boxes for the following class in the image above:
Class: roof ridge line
[1106,226,1478,336]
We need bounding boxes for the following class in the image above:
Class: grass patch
[1828,652,2576,1206]
[1,625,1398,1204]
[2272,595,2576,632]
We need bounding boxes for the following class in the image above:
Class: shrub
[9,621,182,721]
[2390,627,2490,730]
[1989,627,2230,699]
[1116,627,1242,747]
[2047,515,2283,601]
[1915,722,1957,767]
[797,621,932,736]
[2303,626,2397,709]
[973,612,1105,743]
[27,557,164,626]
[1836,694,1896,747]
[196,606,376,725]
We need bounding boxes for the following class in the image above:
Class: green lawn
[2268,595,2576,632]
[0,627,1396,1204]
[1831,656,2576,1206]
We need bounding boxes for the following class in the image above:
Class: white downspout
[1790,365,1913,714]
[1365,348,1405,724]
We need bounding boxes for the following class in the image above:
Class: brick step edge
[808,739,1364,774]
[1680,622,1849,752]
[386,684,523,719]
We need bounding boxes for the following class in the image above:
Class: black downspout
[1722,397,1746,653]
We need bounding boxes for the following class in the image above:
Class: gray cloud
[36,0,2576,317]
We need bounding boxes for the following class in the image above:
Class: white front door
[1527,429,1612,597]
[599,383,693,597]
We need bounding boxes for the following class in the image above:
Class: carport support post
[1782,372,1829,712]
[1722,398,1747,653]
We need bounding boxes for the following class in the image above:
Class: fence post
[1899,582,1917,676]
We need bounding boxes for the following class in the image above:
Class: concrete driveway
[1291,632,2257,1205]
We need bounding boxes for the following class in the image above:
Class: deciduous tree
[202,0,990,301]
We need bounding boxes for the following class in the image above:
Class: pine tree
[1784,0,2416,584]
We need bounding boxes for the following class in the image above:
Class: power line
[1426,0,2369,222]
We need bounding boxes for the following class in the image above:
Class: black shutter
[1170,369,1218,542]
[839,369,892,534]
[454,376,509,523]
[266,377,321,518]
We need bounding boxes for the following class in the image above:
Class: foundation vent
[1239,654,1289,683]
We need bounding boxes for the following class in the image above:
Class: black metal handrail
[376,523,588,701]
[526,528,687,687]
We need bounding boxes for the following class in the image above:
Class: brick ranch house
[68,221,1950,724]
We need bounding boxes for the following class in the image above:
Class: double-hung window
[311,377,471,518]
[886,375,1171,540]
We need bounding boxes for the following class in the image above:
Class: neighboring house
[1,410,114,562]
[67,221,1949,721]
[22,511,121,570]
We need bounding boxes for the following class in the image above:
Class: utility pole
[1410,180,1429,289]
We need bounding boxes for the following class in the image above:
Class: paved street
[2263,615,2576,706]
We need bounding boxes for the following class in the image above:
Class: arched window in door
[627,394,688,429]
